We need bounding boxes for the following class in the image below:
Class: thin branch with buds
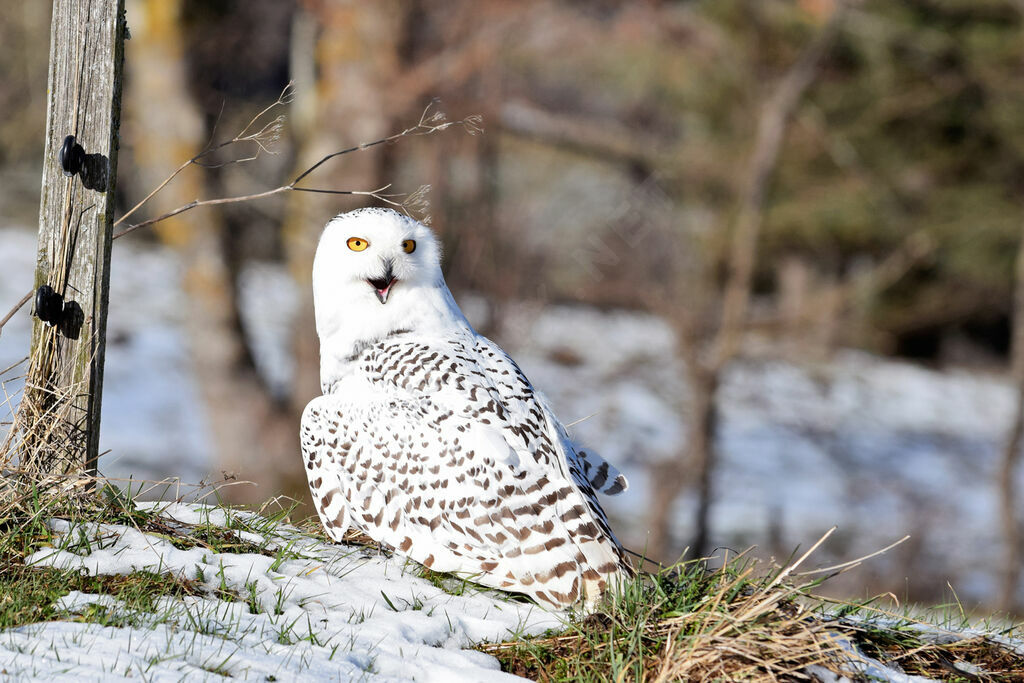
[0,88,482,337]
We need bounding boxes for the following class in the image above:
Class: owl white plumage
[300,208,631,609]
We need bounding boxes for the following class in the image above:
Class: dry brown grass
[482,536,1024,682]
[1,335,92,480]
[482,553,852,682]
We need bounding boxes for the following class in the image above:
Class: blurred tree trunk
[282,0,406,508]
[994,0,1024,614]
[649,365,717,559]
[648,3,847,561]
[125,0,293,501]
[998,218,1024,611]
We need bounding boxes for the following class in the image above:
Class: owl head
[312,208,466,388]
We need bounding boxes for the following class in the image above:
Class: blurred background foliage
[2,0,1023,360]
[4,0,1024,611]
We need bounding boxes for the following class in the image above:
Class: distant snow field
[0,227,212,484]
[1,226,1021,609]
[499,305,1023,603]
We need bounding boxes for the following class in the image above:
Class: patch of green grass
[416,566,473,597]
[0,564,242,630]
[0,477,307,635]
[0,565,70,628]
[412,562,535,606]
[482,556,812,681]
[245,579,262,614]
[161,525,269,555]
[197,655,236,678]
[0,474,317,563]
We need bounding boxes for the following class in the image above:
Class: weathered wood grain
[25,0,125,475]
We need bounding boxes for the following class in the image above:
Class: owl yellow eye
[402,239,416,254]
[347,237,369,252]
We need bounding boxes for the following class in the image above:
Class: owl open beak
[370,278,395,304]
[367,263,397,304]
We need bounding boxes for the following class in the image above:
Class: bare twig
[290,101,481,186]
[0,292,32,339]
[0,94,481,337]
[115,83,294,229]
[113,101,477,239]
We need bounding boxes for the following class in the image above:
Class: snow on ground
[3,503,561,681]
[3,503,1013,682]
[1,224,1021,606]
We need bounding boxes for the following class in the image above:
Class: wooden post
[21,0,125,477]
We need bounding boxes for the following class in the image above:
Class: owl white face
[314,208,442,308]
[313,209,460,382]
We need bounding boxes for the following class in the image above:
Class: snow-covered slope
[4,504,560,681]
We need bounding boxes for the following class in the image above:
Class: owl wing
[300,333,629,608]
[469,336,629,497]
[377,333,627,541]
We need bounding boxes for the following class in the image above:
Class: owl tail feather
[576,449,628,496]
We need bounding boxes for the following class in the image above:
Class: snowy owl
[300,208,631,609]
